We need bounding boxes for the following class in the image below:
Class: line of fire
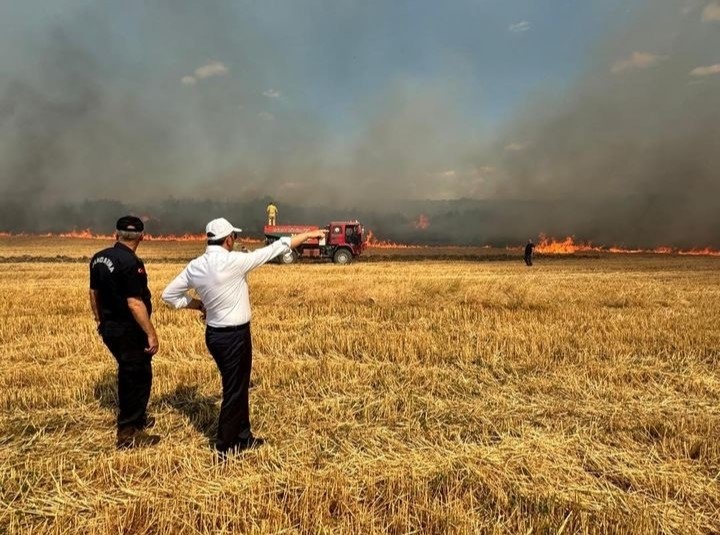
[1,220,719,258]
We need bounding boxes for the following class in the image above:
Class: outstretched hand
[307,230,328,240]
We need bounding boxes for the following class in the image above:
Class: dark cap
[116,216,145,232]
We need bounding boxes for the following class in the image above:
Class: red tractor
[264,220,366,264]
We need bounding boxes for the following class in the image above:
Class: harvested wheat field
[1,237,719,534]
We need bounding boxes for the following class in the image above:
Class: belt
[206,322,249,333]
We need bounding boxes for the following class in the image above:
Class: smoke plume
[479,0,720,247]
[1,1,718,247]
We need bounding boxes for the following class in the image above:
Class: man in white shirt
[162,217,325,455]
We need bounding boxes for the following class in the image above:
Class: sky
[0,0,719,245]
[1,1,630,122]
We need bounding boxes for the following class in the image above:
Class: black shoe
[117,428,161,449]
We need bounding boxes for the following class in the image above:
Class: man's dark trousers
[101,321,152,431]
[205,323,253,452]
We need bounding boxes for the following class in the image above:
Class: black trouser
[525,253,533,266]
[205,323,253,452]
[101,321,152,432]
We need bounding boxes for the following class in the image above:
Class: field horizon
[1,238,719,534]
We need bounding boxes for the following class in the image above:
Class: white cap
[205,217,242,240]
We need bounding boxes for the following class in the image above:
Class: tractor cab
[328,221,365,255]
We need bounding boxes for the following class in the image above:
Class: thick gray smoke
[1,1,718,247]
[0,30,180,227]
[0,1,297,209]
[479,0,720,247]
[0,1,472,218]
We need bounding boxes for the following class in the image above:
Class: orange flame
[364,230,425,249]
[0,230,262,243]
[532,235,720,256]
[2,230,719,256]
[58,230,115,239]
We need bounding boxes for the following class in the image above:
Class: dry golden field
[1,237,719,534]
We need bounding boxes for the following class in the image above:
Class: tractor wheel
[333,248,352,265]
[280,250,299,264]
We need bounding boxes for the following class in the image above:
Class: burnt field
[0,235,517,262]
[1,237,719,534]
[0,235,656,264]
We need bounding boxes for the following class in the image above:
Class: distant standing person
[524,239,535,266]
[162,217,326,456]
[266,201,278,226]
[89,216,160,449]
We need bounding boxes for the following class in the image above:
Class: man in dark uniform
[524,239,535,266]
[89,216,160,448]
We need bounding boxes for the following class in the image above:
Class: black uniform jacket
[90,242,152,324]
